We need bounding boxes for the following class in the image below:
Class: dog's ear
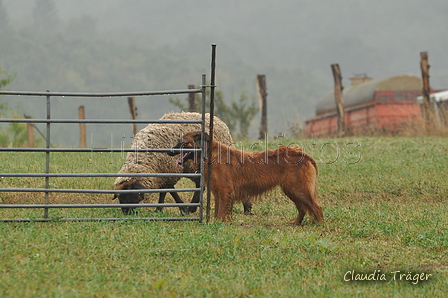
[192,131,210,142]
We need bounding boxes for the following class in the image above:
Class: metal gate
[0,47,216,223]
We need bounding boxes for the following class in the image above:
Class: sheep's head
[168,131,209,166]
[112,181,147,215]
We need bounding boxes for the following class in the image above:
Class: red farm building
[305,75,424,137]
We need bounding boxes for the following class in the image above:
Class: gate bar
[0,203,200,209]
[0,217,201,223]
[0,148,201,153]
[0,188,200,194]
[0,89,201,97]
[0,119,203,124]
[0,173,201,178]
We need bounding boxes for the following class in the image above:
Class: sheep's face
[168,131,209,166]
[113,181,146,215]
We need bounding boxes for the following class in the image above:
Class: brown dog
[170,131,324,224]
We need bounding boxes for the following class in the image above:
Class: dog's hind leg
[287,196,307,225]
[281,185,305,224]
[284,166,323,224]
[291,192,323,224]
[282,185,321,225]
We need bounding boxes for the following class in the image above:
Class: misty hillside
[1,0,447,145]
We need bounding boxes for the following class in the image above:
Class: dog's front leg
[214,193,220,219]
[215,189,234,222]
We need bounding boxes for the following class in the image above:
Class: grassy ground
[0,137,447,297]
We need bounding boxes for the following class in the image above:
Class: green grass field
[1,137,447,297]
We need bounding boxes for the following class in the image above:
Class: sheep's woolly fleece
[115,112,233,189]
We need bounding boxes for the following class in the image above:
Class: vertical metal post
[206,44,216,223]
[44,91,51,218]
[199,74,207,223]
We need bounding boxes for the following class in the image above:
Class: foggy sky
[4,0,448,89]
[2,0,448,143]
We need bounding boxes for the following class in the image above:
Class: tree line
[0,0,329,144]
[0,0,263,145]
[169,89,258,140]
[0,67,36,147]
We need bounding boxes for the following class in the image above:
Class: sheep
[113,112,252,215]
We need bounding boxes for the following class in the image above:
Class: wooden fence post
[127,97,138,136]
[331,64,345,137]
[438,101,448,127]
[24,113,50,147]
[24,115,34,148]
[420,51,435,132]
[78,106,86,148]
[256,75,268,140]
[188,85,197,112]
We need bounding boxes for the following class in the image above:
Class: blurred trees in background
[0,67,32,147]
[32,0,60,35]
[169,89,258,140]
[0,0,9,29]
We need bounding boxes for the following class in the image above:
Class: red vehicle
[305,75,423,137]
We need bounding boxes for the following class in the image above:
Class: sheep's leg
[155,192,168,212]
[155,189,189,215]
[186,180,201,214]
[169,191,189,215]
[188,191,200,213]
